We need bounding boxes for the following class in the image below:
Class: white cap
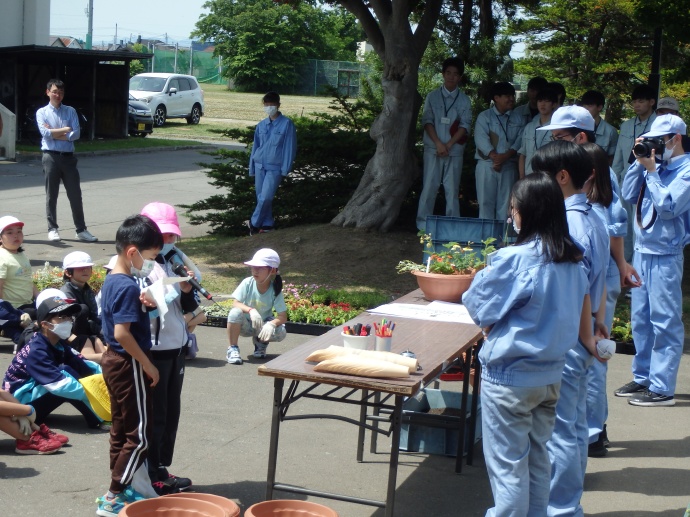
[641,114,687,138]
[63,251,94,269]
[538,106,595,132]
[104,255,118,271]
[0,216,24,234]
[244,248,280,269]
[35,288,68,308]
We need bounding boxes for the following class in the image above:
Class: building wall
[0,0,50,47]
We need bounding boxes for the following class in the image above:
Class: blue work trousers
[586,270,621,442]
[548,345,593,517]
[631,252,684,396]
[251,167,282,229]
[482,379,560,517]
[416,149,462,231]
[475,160,517,220]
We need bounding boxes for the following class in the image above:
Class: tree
[193,0,362,91]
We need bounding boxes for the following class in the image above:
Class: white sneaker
[76,230,98,242]
[48,229,61,242]
[226,345,243,365]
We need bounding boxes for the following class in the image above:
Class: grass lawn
[15,137,205,153]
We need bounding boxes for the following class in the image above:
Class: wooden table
[257,289,483,516]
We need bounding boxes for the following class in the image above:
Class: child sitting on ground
[0,216,38,341]
[226,248,287,365]
[61,251,106,362]
[0,387,65,455]
[2,293,106,431]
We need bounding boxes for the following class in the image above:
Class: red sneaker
[15,430,62,455]
[39,423,69,445]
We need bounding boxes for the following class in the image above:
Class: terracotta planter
[245,500,339,517]
[119,496,225,517]
[163,493,240,517]
[411,270,475,303]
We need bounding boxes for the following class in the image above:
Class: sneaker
[15,430,62,455]
[48,229,61,241]
[158,467,192,491]
[588,434,608,458]
[601,424,610,448]
[39,423,69,445]
[253,338,268,359]
[628,389,676,407]
[614,380,646,397]
[122,485,154,502]
[76,229,98,242]
[226,345,243,365]
[244,220,257,236]
[96,492,128,517]
[152,480,179,495]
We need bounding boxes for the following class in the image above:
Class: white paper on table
[367,301,476,324]
[141,276,188,327]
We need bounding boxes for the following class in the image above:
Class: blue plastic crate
[423,216,506,263]
[400,388,482,457]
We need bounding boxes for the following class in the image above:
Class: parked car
[129,73,204,127]
[128,94,154,137]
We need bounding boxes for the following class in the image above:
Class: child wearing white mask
[245,92,297,235]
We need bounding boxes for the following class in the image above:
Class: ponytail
[273,273,283,297]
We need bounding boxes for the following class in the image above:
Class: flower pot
[411,270,475,303]
[119,496,226,517]
[244,500,339,517]
[163,493,240,517]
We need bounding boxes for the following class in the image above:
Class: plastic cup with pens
[374,319,395,352]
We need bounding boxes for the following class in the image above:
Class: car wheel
[139,132,148,138]
[186,104,201,125]
[153,105,167,127]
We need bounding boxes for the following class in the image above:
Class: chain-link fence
[142,47,224,84]
[293,59,363,97]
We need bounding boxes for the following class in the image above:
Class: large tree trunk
[331,72,421,231]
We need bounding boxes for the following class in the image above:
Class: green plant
[610,299,633,343]
[396,233,496,275]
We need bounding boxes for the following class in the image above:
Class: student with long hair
[463,173,587,516]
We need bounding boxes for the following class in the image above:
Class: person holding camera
[618,114,690,406]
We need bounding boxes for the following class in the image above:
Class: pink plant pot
[244,500,339,517]
[411,270,475,303]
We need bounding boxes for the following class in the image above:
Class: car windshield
[129,76,166,92]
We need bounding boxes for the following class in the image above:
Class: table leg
[369,391,381,454]
[357,389,368,462]
[385,395,403,517]
[455,344,472,474]
[266,377,285,500]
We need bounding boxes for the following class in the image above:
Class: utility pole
[85,0,93,49]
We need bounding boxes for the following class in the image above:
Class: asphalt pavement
[0,147,689,516]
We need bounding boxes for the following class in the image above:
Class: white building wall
[0,0,50,47]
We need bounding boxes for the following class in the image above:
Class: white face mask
[264,106,278,117]
[512,219,521,235]
[161,243,175,256]
[662,138,676,161]
[131,249,156,279]
[49,320,73,340]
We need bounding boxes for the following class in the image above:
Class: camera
[633,137,665,158]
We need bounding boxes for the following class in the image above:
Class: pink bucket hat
[141,202,181,236]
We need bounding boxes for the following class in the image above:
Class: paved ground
[0,148,689,516]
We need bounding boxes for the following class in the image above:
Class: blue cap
[538,106,595,132]
[641,114,687,138]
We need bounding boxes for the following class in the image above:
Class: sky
[50,0,210,47]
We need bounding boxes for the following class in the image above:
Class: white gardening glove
[26,405,36,424]
[248,309,263,332]
[258,322,275,342]
[12,416,32,436]
[20,313,33,328]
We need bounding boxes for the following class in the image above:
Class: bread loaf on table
[313,355,410,378]
[306,345,418,373]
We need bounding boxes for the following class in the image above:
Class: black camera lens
[633,137,665,158]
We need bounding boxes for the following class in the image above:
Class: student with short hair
[416,57,472,231]
[531,141,610,516]
[463,173,587,516]
[518,88,558,178]
[474,82,526,219]
[513,76,549,126]
[580,90,619,165]
[97,215,163,517]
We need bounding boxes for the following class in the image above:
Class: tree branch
[339,0,385,56]
[412,0,443,59]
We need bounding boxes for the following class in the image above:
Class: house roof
[0,44,151,61]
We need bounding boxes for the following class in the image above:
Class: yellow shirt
[0,248,33,307]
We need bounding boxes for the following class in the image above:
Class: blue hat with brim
[641,114,687,138]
